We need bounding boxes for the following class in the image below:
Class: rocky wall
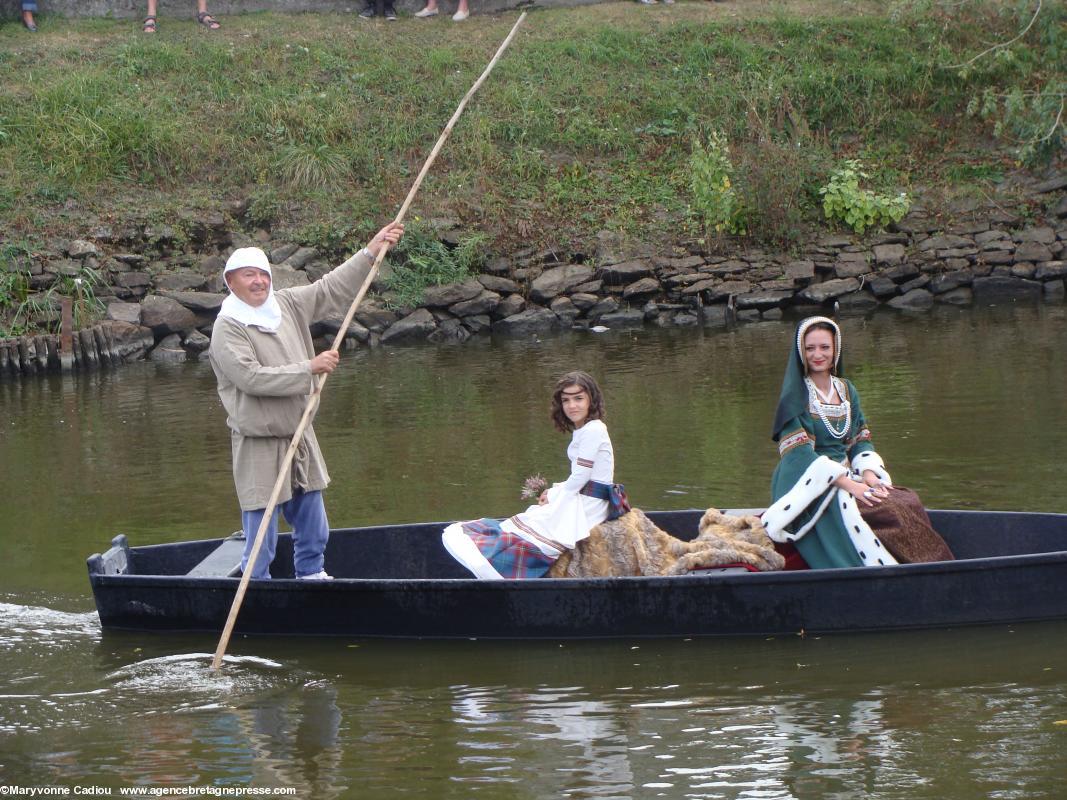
[2,175,1065,378]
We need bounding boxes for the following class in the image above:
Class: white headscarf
[795,315,842,370]
[218,247,283,332]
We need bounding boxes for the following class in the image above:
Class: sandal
[142,15,157,32]
[196,11,221,29]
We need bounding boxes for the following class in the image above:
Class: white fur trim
[851,450,892,486]
[836,491,898,567]
[761,456,847,543]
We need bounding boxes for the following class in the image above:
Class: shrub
[5,264,105,335]
[55,266,107,330]
[689,131,746,239]
[733,140,819,250]
[0,270,31,336]
[0,243,33,335]
[968,83,1066,166]
[383,222,489,309]
[245,189,282,230]
[819,160,910,234]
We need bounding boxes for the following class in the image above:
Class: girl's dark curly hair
[550,370,606,433]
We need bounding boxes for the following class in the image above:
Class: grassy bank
[0,0,1062,259]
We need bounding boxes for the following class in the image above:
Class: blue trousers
[241,490,330,580]
[23,1,38,10]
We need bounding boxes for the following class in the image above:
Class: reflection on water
[451,686,635,797]
[2,306,1067,795]
[238,681,343,794]
[1,604,1066,796]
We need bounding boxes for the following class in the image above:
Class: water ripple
[0,601,101,645]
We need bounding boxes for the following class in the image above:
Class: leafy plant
[967,83,1065,166]
[0,243,34,335]
[635,109,692,138]
[12,292,58,334]
[819,160,911,234]
[56,265,107,330]
[730,102,832,249]
[948,0,1066,166]
[9,264,105,334]
[0,270,30,308]
[294,218,359,255]
[0,270,32,336]
[689,131,746,238]
[245,189,282,230]
[383,222,489,309]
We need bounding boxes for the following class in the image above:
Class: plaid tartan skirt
[459,518,557,579]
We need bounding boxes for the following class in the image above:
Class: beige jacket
[208,250,372,511]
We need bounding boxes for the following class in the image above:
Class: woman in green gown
[761,317,951,569]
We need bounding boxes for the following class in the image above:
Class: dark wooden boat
[86,509,1067,638]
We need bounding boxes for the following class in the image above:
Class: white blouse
[502,419,615,555]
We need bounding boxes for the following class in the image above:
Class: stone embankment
[1,177,1065,377]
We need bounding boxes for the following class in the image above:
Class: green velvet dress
[763,316,897,570]
[769,379,881,569]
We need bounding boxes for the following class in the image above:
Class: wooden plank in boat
[187,534,244,578]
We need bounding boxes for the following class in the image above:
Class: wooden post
[46,335,60,370]
[71,327,82,367]
[34,335,49,371]
[79,329,98,367]
[60,297,75,371]
[17,338,34,375]
[93,325,111,365]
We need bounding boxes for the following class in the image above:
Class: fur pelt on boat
[545,508,785,578]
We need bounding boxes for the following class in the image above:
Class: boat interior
[88,509,1067,581]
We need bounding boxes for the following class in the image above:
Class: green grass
[0,1,1058,257]
[383,221,489,308]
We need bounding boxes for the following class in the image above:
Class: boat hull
[87,510,1067,638]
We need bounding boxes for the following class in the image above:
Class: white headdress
[796,316,842,371]
[218,247,282,332]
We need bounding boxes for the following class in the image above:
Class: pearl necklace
[805,376,850,439]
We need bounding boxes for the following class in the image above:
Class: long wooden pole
[212,11,528,670]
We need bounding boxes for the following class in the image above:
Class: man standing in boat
[208,222,403,580]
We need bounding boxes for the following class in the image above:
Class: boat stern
[87,534,131,578]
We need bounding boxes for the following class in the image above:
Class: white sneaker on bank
[297,570,334,580]
[452,8,469,20]
[414,6,438,16]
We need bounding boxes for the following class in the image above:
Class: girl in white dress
[442,371,626,580]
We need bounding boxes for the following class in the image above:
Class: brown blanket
[546,508,785,578]
[859,486,954,563]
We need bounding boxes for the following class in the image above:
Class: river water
[2,305,1066,797]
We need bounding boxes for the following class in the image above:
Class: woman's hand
[861,469,882,488]
[538,491,549,505]
[838,475,888,507]
[366,222,405,258]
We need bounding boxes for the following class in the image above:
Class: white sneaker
[297,570,334,580]
[414,6,438,16]
[451,8,469,20]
